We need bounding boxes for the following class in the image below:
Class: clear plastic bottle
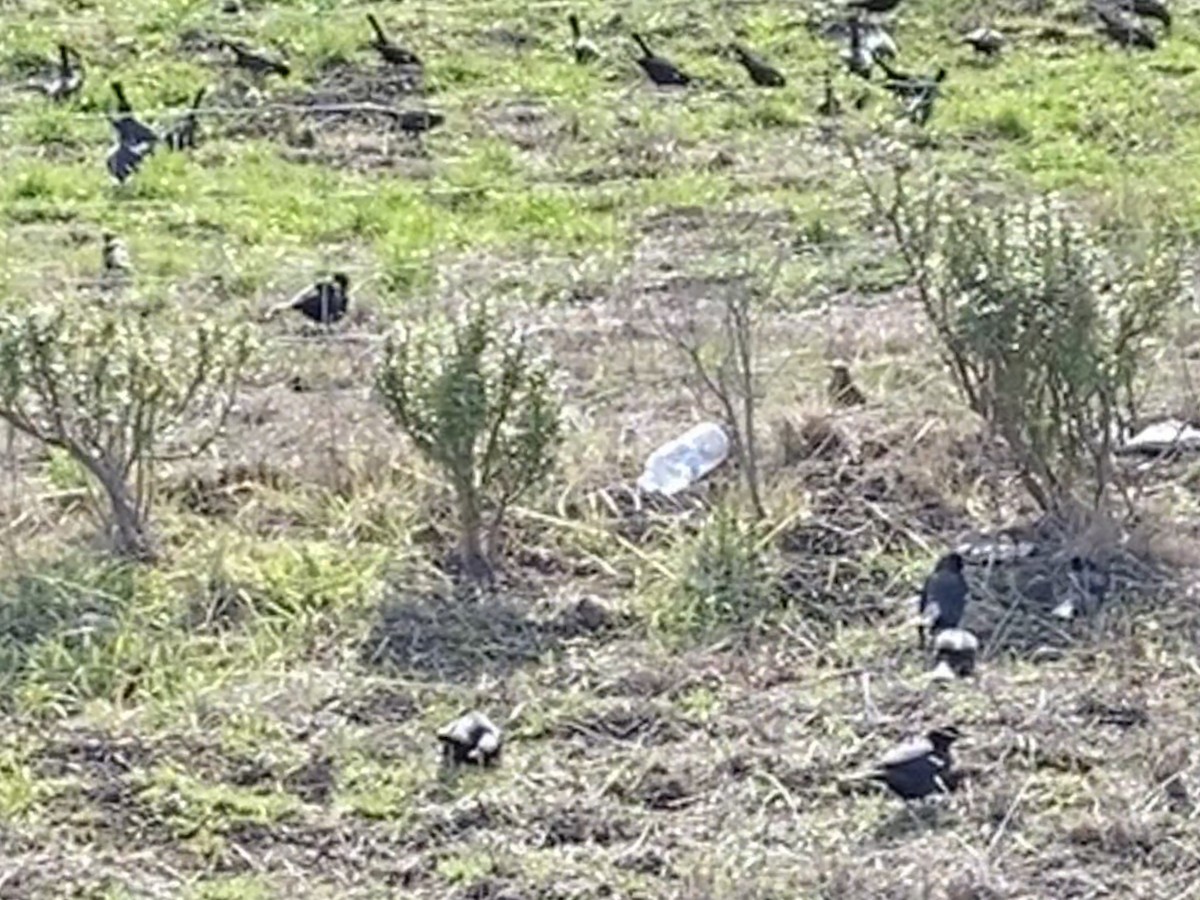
[636,421,730,496]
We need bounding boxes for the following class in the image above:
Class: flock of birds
[11,0,1177,315]
[17,14,440,187]
[16,0,1175,189]
[436,547,1111,809]
[9,2,1141,802]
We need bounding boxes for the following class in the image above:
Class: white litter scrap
[1116,418,1200,456]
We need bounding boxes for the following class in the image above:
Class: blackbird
[268,273,350,325]
[918,552,968,647]
[871,726,962,800]
[632,32,691,86]
[366,14,421,66]
[731,43,786,87]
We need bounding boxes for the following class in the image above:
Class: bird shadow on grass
[871,801,960,842]
[359,583,564,684]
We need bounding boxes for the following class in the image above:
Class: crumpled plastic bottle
[636,421,730,496]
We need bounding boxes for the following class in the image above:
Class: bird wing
[574,38,600,61]
[926,571,967,614]
[107,142,146,182]
[929,660,958,681]
[287,282,321,310]
[920,599,941,626]
[473,731,501,756]
[114,116,159,151]
[1051,597,1077,619]
[863,28,898,57]
[880,737,934,768]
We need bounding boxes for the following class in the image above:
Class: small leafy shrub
[375,301,562,579]
[653,505,778,640]
[934,200,1181,511]
[855,156,1183,515]
[0,307,255,560]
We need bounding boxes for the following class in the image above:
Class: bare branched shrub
[375,301,562,580]
[854,153,1184,516]
[0,308,255,560]
[655,252,783,519]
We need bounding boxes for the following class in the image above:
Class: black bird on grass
[963,27,1006,56]
[830,17,899,61]
[30,43,85,102]
[267,273,350,325]
[366,14,421,66]
[918,552,968,648]
[730,43,786,87]
[221,39,290,77]
[878,59,946,96]
[905,79,942,125]
[1094,4,1157,48]
[438,710,503,767]
[930,628,979,680]
[110,81,158,150]
[397,109,445,137]
[105,82,157,184]
[162,87,206,151]
[840,17,876,79]
[106,141,148,184]
[569,13,600,63]
[871,726,963,801]
[632,33,691,86]
[876,60,945,125]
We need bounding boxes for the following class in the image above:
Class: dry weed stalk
[652,248,784,520]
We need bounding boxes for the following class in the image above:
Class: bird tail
[836,771,887,795]
[263,300,293,321]
[366,13,388,42]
